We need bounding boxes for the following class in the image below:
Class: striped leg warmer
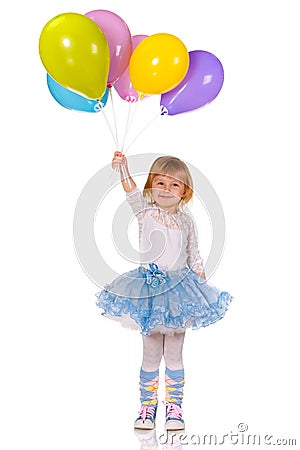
[139,368,159,406]
[165,367,185,405]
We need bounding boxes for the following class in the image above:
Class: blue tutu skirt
[95,264,233,336]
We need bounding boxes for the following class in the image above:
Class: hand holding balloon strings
[112,151,133,189]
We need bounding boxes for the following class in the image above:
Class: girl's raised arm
[112,151,136,193]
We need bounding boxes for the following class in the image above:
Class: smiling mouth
[158,194,173,199]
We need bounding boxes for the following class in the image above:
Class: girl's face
[151,174,186,213]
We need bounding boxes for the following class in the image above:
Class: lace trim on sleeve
[186,215,205,274]
[126,187,149,219]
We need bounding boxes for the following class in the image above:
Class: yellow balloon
[129,33,189,95]
[39,13,110,99]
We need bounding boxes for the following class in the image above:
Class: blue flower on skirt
[143,263,168,295]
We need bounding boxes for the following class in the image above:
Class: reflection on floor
[134,428,184,449]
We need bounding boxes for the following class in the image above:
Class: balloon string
[99,103,118,148]
[109,164,132,189]
[109,88,119,149]
[123,112,160,154]
[120,102,132,152]
[128,96,141,132]
[121,98,142,153]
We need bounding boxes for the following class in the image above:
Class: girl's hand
[112,151,136,192]
[112,151,127,170]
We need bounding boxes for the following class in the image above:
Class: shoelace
[166,402,183,420]
[138,405,156,421]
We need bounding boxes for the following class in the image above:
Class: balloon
[39,12,110,99]
[47,74,109,112]
[114,35,148,102]
[160,50,224,116]
[85,10,132,87]
[129,33,189,95]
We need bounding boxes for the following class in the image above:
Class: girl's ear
[182,185,193,203]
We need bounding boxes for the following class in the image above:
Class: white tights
[141,332,185,372]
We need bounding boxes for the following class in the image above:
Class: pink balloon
[114,35,148,102]
[85,10,132,86]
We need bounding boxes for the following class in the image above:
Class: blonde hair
[143,156,193,204]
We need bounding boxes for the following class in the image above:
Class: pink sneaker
[165,403,185,431]
[134,405,157,430]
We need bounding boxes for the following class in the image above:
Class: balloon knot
[160,105,169,116]
[94,101,103,112]
[125,95,138,103]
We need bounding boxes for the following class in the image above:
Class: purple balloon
[160,50,224,116]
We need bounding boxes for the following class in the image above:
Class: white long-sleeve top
[126,187,205,274]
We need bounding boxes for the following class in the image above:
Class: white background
[1,0,299,449]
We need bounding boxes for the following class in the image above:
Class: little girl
[96,152,233,431]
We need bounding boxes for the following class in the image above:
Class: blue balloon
[46,74,109,112]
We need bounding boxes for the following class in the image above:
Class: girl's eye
[173,183,179,187]
[157,182,164,185]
